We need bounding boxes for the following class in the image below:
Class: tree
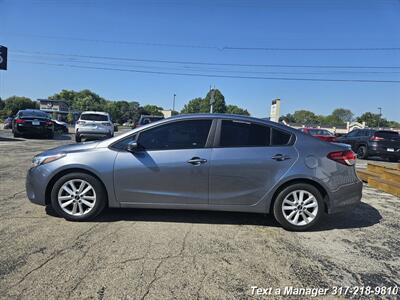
[142,104,163,116]
[357,112,389,128]
[331,108,354,123]
[279,113,296,123]
[226,105,250,116]
[3,96,36,116]
[66,112,74,124]
[0,98,4,110]
[181,89,229,114]
[181,97,205,114]
[292,110,319,124]
[204,89,227,113]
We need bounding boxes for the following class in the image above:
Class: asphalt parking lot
[0,129,399,299]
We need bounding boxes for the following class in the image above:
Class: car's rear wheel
[273,183,324,231]
[75,134,81,143]
[50,173,106,221]
[356,145,368,159]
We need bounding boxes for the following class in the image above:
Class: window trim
[109,118,217,152]
[213,119,294,148]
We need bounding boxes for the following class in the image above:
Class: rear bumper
[368,143,400,158]
[327,180,363,214]
[76,131,111,138]
[15,125,52,135]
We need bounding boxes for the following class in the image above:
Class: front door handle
[272,154,291,161]
[187,157,208,166]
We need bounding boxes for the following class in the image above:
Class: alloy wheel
[57,179,97,216]
[281,190,318,226]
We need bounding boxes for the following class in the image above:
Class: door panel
[114,149,211,205]
[209,146,297,206]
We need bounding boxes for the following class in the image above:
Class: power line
[11,50,400,69]
[12,59,400,83]
[11,53,400,75]
[4,32,400,52]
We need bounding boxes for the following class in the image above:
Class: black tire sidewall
[357,145,368,159]
[273,183,324,231]
[50,172,106,221]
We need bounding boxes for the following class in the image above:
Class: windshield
[80,114,108,121]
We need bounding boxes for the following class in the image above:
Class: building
[38,99,79,122]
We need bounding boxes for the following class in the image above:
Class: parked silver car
[26,114,362,231]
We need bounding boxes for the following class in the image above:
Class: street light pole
[378,107,382,128]
[172,94,176,112]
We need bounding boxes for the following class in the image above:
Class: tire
[13,131,21,138]
[273,183,324,231]
[356,145,368,159]
[388,157,398,163]
[50,172,106,221]
[47,131,54,139]
[75,134,81,143]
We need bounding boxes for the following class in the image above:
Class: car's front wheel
[50,172,106,221]
[273,183,324,231]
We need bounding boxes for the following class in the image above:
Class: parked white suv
[75,111,114,142]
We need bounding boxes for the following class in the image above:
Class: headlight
[31,153,66,168]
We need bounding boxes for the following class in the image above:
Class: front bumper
[327,180,363,214]
[26,166,48,206]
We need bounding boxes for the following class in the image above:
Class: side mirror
[126,141,140,153]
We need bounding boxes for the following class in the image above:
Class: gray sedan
[26,114,362,231]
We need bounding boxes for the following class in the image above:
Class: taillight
[77,121,86,125]
[370,135,384,141]
[46,121,53,126]
[15,119,25,124]
[327,150,356,166]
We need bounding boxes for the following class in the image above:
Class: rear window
[19,110,50,118]
[308,129,333,136]
[375,131,400,138]
[80,114,108,121]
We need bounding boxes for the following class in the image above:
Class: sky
[0,0,400,121]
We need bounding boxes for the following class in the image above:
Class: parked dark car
[299,128,336,142]
[133,115,164,128]
[26,114,362,231]
[53,119,69,133]
[12,109,55,139]
[336,128,400,162]
[3,116,13,129]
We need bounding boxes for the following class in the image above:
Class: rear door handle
[187,157,208,166]
[272,154,291,161]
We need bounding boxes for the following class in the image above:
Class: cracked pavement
[0,130,400,299]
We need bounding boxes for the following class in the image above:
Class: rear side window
[220,120,270,147]
[138,120,212,150]
[271,128,292,145]
[375,131,400,139]
[80,114,108,121]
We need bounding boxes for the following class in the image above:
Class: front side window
[138,120,212,150]
[220,120,270,147]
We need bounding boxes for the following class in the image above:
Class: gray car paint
[26,114,362,215]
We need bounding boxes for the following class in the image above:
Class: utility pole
[172,94,176,112]
[210,89,215,113]
[378,107,382,128]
